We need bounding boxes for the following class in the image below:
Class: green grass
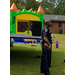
[10,34,65,75]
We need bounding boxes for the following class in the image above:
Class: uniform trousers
[40,44,50,75]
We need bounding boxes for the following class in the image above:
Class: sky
[36,0,42,2]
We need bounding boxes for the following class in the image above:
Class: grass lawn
[10,34,65,75]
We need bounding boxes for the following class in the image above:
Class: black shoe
[31,45,34,46]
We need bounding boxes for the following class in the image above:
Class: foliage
[40,0,55,14]
[54,0,65,15]
[10,0,65,15]
[10,0,26,10]
[25,0,40,11]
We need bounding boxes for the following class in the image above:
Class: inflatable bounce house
[10,3,44,43]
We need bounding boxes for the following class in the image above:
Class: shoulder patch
[45,29,48,32]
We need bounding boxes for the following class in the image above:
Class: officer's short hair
[44,20,47,25]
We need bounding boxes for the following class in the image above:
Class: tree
[25,0,40,11]
[10,0,26,10]
[40,0,55,14]
[10,0,40,11]
[54,0,65,15]
[40,0,64,14]
[10,0,65,15]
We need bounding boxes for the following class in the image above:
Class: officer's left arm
[43,29,51,47]
[43,36,51,46]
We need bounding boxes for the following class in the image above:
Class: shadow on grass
[10,45,65,66]
[10,45,42,65]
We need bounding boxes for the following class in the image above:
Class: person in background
[31,39,37,46]
[30,24,37,46]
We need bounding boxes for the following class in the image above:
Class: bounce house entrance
[18,22,28,32]
[17,20,29,33]
[16,20,33,35]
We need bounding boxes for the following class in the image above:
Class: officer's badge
[45,29,48,32]
[49,31,51,33]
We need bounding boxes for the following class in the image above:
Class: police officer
[40,20,52,75]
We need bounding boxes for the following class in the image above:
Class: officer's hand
[47,44,51,50]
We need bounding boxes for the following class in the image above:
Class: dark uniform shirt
[41,26,52,44]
